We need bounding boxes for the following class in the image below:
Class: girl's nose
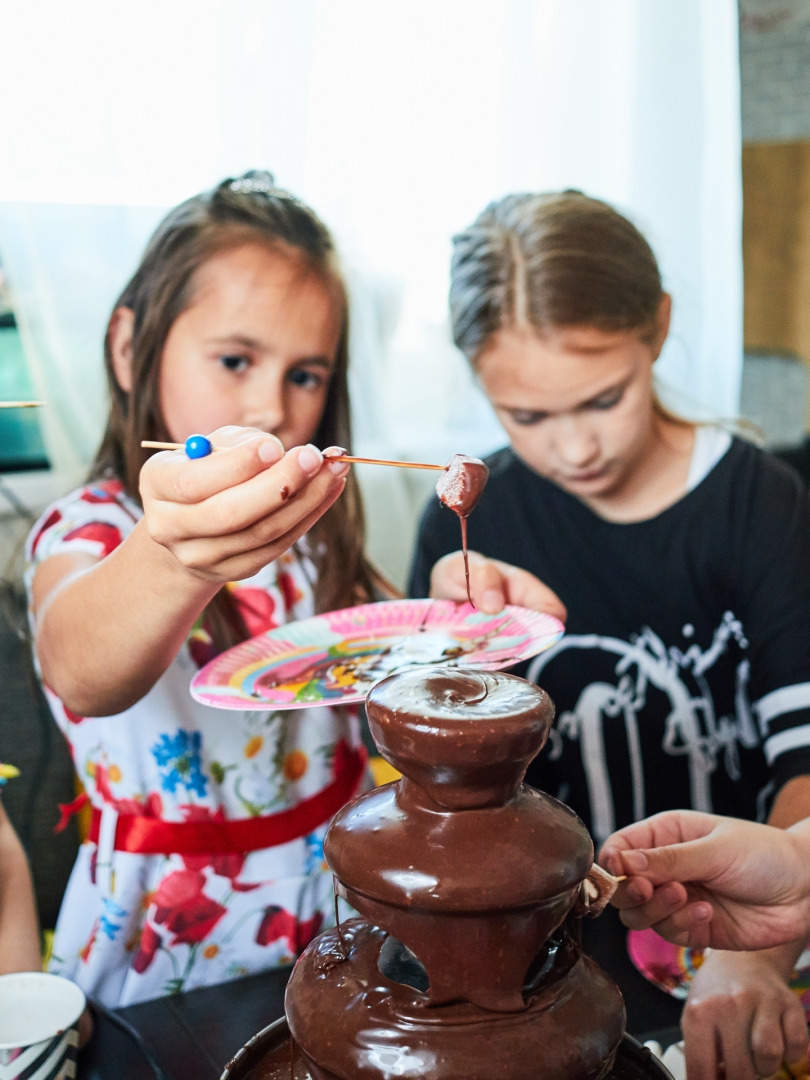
[243,380,286,437]
[554,416,599,468]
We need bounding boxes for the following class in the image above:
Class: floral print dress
[25,479,367,1007]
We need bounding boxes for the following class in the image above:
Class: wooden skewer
[141,440,447,471]
[141,441,200,451]
[0,400,46,408]
[331,455,445,471]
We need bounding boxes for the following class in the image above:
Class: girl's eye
[508,409,546,426]
[219,354,250,373]
[288,368,325,390]
[589,389,623,411]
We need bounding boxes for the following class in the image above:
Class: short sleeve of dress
[25,480,141,573]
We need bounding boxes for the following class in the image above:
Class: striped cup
[0,972,85,1080]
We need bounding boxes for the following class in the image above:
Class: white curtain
[0,0,742,587]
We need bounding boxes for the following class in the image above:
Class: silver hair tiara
[230,176,275,195]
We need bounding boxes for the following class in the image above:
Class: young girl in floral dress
[25,171,389,1007]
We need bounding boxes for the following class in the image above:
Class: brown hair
[93,169,388,652]
[449,190,664,364]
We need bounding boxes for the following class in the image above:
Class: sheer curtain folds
[0,0,741,584]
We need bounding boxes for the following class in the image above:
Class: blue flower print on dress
[151,730,208,798]
[303,832,326,875]
[99,897,127,941]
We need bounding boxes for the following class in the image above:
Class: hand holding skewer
[141,436,447,471]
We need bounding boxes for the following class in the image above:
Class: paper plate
[190,598,564,711]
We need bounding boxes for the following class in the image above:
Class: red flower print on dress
[277,571,302,612]
[256,906,323,952]
[133,922,163,974]
[63,703,85,725]
[235,588,279,637]
[331,738,356,780]
[177,805,258,889]
[79,920,98,964]
[93,763,163,818]
[29,508,62,556]
[63,522,123,559]
[79,481,124,504]
[188,629,216,669]
[151,869,227,946]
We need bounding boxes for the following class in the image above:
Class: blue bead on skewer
[185,434,213,459]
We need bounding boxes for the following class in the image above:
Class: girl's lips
[561,468,608,485]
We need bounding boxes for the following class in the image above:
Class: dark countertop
[79,966,291,1079]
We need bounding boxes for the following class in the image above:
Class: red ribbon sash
[86,747,367,855]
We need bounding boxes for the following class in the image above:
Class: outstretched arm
[32,428,350,716]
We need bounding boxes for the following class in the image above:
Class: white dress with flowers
[25,479,367,1007]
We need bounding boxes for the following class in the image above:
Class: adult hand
[428,550,567,621]
[681,951,808,1080]
[599,811,810,951]
[141,426,349,583]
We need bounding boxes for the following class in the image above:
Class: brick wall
[741,18,810,141]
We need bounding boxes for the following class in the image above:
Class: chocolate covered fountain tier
[286,667,625,1080]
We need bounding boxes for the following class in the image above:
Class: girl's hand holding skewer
[429,550,567,621]
[33,427,349,716]
[140,426,349,584]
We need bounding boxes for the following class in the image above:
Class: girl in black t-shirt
[410,191,810,1076]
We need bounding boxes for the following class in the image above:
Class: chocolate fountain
[225,666,672,1080]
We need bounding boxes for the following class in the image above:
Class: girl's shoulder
[710,433,807,500]
[25,477,141,569]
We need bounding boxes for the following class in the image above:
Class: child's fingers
[147,444,345,550]
[428,551,565,618]
[610,874,656,909]
[750,1002,797,1080]
[681,1015,720,1080]
[171,474,348,582]
[428,551,483,603]
[613,880,690,924]
[781,997,810,1067]
[491,559,567,620]
[189,444,337,538]
[142,428,286,506]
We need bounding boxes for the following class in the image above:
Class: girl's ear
[108,307,135,392]
[651,294,672,358]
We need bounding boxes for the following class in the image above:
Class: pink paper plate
[190,598,563,711]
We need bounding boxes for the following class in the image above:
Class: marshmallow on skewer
[436,454,489,517]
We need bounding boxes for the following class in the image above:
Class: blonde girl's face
[158,243,344,450]
[475,319,666,508]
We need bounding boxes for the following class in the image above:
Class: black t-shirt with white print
[409,437,810,847]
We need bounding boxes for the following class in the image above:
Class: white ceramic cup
[0,972,85,1080]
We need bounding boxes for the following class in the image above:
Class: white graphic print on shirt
[527,611,763,843]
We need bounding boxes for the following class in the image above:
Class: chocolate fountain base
[221,1017,675,1080]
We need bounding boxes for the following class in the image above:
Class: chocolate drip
[436,454,489,606]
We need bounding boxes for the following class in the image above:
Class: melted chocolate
[238,1029,668,1080]
[287,920,624,1080]
[280,667,626,1080]
[436,454,489,606]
